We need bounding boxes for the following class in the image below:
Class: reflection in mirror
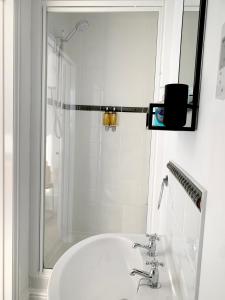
[179,1,200,104]
[44,11,159,268]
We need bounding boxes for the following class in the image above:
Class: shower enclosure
[42,4,162,269]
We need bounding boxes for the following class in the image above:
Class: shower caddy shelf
[146,102,199,131]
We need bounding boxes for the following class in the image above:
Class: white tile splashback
[160,165,206,300]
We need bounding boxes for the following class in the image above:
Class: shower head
[76,20,89,32]
[63,20,89,42]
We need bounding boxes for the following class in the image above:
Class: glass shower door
[44,9,159,269]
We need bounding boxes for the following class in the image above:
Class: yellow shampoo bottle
[109,107,117,131]
[103,107,110,130]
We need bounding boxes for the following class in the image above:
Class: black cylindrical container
[163,84,188,128]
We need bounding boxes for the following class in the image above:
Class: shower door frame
[0,0,18,299]
[0,3,3,296]
[40,0,164,272]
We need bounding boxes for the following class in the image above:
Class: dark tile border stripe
[167,161,202,211]
[63,104,148,113]
[47,98,148,113]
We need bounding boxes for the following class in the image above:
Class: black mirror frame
[147,0,208,131]
[191,0,208,130]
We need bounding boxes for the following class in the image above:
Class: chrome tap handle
[146,259,164,268]
[146,233,160,241]
[133,242,149,250]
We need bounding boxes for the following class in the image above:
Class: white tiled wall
[159,171,206,300]
[72,111,150,236]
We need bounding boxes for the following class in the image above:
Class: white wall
[0,0,31,299]
[0,0,32,299]
[152,1,225,299]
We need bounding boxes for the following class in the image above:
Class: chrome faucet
[133,234,160,257]
[130,259,164,289]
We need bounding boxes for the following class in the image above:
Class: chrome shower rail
[167,161,202,211]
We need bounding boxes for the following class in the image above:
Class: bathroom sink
[48,234,178,300]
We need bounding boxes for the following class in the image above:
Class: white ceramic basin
[48,234,177,300]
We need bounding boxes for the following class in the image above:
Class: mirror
[148,0,206,131]
[179,0,200,105]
